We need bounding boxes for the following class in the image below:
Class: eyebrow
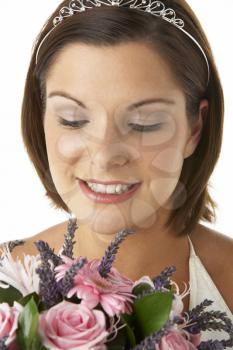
[47,91,175,110]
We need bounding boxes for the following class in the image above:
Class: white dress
[188,234,233,342]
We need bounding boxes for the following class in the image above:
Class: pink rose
[38,300,109,350]
[0,301,23,350]
[55,257,136,317]
[155,330,198,350]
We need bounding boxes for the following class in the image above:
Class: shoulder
[193,224,233,267]
[192,223,233,313]
[0,220,69,261]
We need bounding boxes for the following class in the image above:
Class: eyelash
[57,117,163,133]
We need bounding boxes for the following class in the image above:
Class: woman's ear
[183,99,209,159]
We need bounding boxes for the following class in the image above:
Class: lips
[77,177,139,186]
[77,179,141,204]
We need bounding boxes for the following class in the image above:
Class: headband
[35,0,210,86]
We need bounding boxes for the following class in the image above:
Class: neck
[72,213,190,281]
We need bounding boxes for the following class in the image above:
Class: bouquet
[0,218,232,350]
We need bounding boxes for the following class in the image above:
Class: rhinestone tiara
[35,0,210,85]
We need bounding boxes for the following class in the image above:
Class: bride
[1,0,233,323]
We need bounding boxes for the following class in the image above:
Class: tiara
[35,0,210,86]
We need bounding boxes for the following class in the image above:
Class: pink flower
[0,301,23,350]
[55,256,136,317]
[155,329,198,350]
[38,300,109,350]
[188,333,202,347]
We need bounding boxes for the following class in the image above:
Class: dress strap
[187,234,197,257]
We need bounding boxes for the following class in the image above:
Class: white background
[0,1,232,243]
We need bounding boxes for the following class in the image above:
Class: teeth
[86,182,133,194]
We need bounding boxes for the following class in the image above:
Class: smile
[77,179,141,204]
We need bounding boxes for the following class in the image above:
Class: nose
[90,143,130,170]
[85,114,132,169]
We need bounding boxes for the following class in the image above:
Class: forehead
[45,42,184,112]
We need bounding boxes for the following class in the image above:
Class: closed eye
[128,122,163,132]
[58,117,163,133]
[58,118,89,129]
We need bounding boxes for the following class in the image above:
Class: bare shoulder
[193,223,233,266]
[192,223,233,312]
[0,220,69,262]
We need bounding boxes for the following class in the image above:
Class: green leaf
[120,313,137,347]
[0,284,23,305]
[106,324,128,350]
[16,296,40,350]
[133,291,173,338]
[18,292,40,307]
[31,335,49,350]
[37,300,47,313]
[18,292,47,312]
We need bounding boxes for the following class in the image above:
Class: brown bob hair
[21,0,224,236]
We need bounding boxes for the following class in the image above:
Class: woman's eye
[58,117,89,129]
[57,117,163,133]
[128,122,163,132]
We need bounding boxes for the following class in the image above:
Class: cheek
[43,120,89,192]
[149,176,182,207]
[56,132,88,160]
[137,129,186,203]
[151,147,184,173]
[44,119,88,165]
[146,146,186,210]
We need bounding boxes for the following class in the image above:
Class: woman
[2,0,233,341]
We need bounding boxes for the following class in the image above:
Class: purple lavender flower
[57,257,87,297]
[34,240,62,267]
[152,265,176,291]
[34,240,63,308]
[98,228,135,278]
[6,239,25,253]
[35,260,62,309]
[184,299,233,349]
[59,217,78,259]
[129,317,178,350]
[198,340,224,349]
[0,240,25,265]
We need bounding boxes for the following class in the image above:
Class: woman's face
[43,42,207,235]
